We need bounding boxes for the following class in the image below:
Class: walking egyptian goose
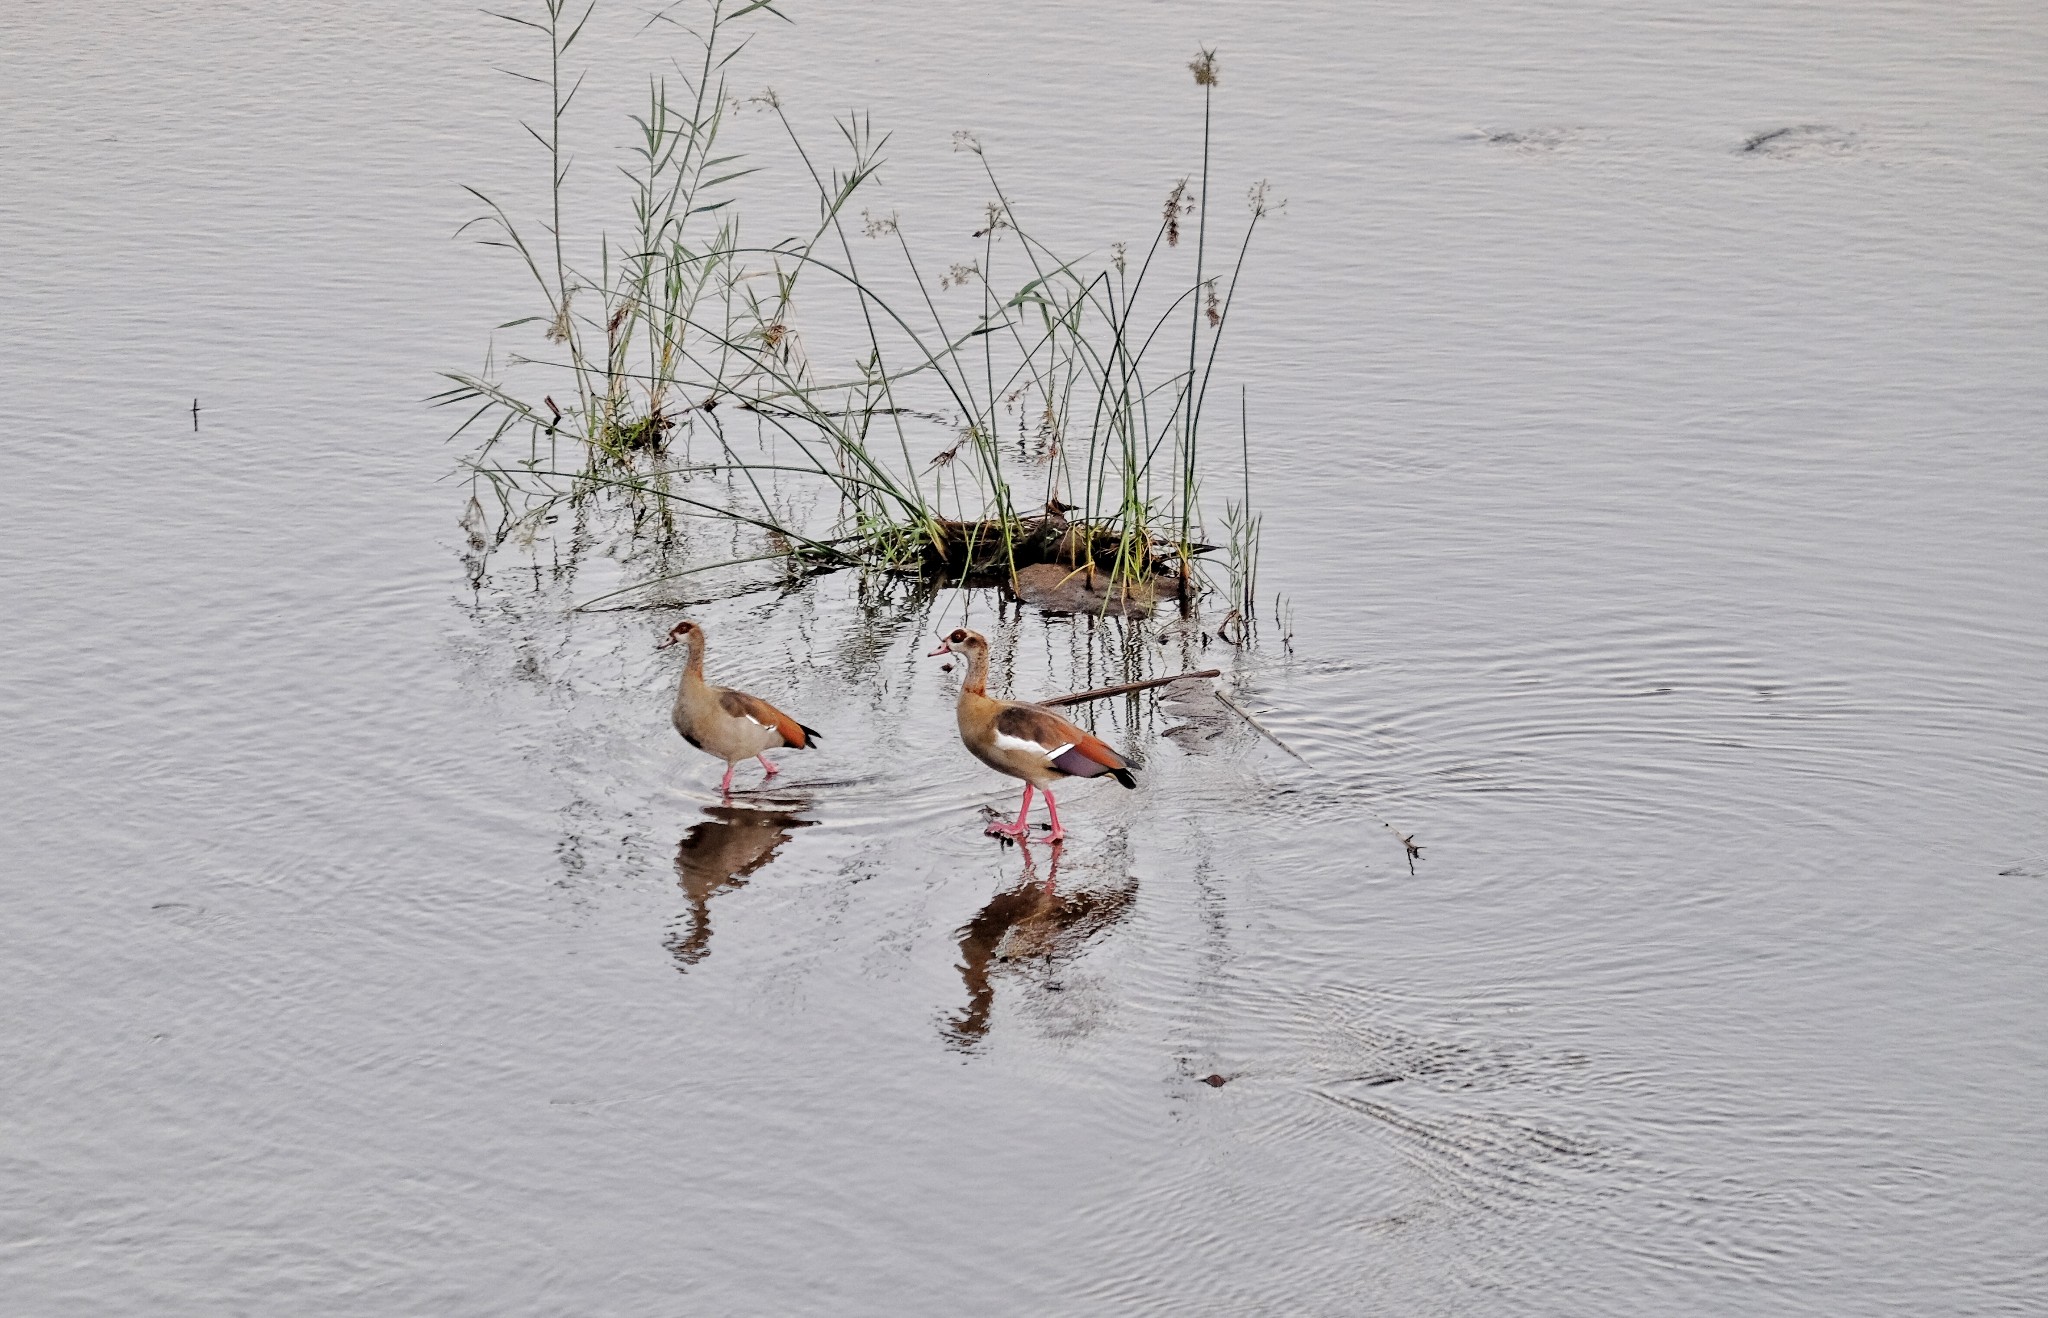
[658,620,821,795]
[928,628,1136,842]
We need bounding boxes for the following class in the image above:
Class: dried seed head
[941,260,981,290]
[1164,179,1189,246]
[971,201,1011,238]
[1188,48,1220,87]
[1247,179,1274,219]
[861,209,900,237]
[951,130,982,155]
[1204,280,1221,328]
[545,288,575,343]
[1111,241,1127,275]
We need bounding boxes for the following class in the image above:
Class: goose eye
[950,629,967,643]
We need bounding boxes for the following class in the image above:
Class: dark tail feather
[798,723,823,748]
[1109,766,1137,789]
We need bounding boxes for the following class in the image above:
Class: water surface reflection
[944,842,1140,1048]
[667,798,814,971]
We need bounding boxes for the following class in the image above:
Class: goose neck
[960,646,989,697]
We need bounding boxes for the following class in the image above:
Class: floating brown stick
[1039,670,1222,708]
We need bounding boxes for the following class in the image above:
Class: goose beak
[927,640,952,657]
[656,633,679,650]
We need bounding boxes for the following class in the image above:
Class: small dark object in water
[1738,124,1857,157]
[1480,126,1572,152]
[1202,1074,1229,1088]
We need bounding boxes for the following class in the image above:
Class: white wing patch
[992,730,1058,759]
[742,713,771,728]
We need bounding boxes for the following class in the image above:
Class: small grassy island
[441,0,1270,630]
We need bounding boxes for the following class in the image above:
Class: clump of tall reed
[437,0,1270,619]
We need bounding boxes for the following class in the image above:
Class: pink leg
[757,753,780,778]
[987,783,1033,838]
[719,763,736,796]
[1042,787,1065,844]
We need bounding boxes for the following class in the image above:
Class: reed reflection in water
[667,798,814,972]
[944,840,1140,1048]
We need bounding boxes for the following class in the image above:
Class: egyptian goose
[928,627,1136,842]
[658,620,821,794]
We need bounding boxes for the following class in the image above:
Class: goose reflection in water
[667,800,814,972]
[943,840,1139,1048]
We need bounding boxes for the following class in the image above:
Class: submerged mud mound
[1009,562,1167,618]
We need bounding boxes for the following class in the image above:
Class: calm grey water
[4,2,2045,1313]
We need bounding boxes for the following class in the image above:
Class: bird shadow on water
[941,839,1140,1050]
[666,795,816,972]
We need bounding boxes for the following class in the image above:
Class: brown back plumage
[718,688,818,750]
[993,706,1134,784]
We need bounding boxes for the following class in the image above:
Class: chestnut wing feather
[718,688,813,749]
[995,705,1129,779]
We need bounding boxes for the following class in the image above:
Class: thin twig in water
[1213,687,1423,876]
[568,546,849,612]
[1212,688,1307,762]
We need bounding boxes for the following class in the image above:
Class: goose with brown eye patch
[927,628,1137,843]
[658,618,823,796]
